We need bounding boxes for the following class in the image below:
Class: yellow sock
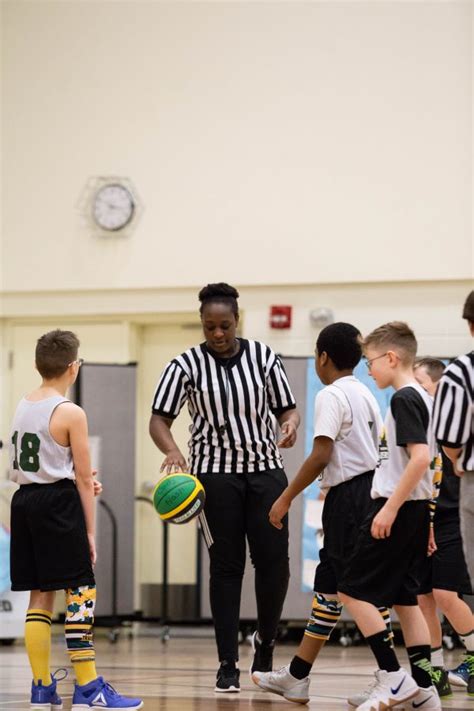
[73,655,98,687]
[25,609,52,685]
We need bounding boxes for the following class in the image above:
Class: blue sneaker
[71,676,143,709]
[448,659,469,688]
[31,669,67,710]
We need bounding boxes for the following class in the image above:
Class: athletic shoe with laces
[403,685,441,710]
[429,666,452,698]
[465,653,474,696]
[448,658,469,687]
[350,681,441,711]
[71,676,143,709]
[249,631,274,675]
[347,678,379,707]
[354,668,418,711]
[214,663,240,693]
[31,668,67,710]
[252,664,310,704]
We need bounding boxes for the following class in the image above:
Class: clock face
[92,183,135,231]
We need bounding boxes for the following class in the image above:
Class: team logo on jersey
[378,428,389,460]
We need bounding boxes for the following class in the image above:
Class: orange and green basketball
[152,472,205,524]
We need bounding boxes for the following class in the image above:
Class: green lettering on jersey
[12,431,41,473]
[11,431,19,470]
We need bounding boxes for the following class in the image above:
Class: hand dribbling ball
[153,472,205,524]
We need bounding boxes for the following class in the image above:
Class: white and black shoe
[250,631,275,676]
[215,663,240,693]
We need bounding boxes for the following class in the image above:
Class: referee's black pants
[199,468,290,663]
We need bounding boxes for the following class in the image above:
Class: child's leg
[287,592,342,678]
[417,593,442,650]
[339,594,401,672]
[25,590,55,684]
[417,592,446,671]
[395,604,433,688]
[65,585,97,686]
[433,588,474,649]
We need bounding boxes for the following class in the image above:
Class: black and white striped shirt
[151,338,297,474]
[433,352,474,471]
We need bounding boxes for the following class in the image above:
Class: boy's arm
[371,441,430,539]
[268,436,333,530]
[67,405,96,563]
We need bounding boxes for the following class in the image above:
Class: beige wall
[2,0,472,292]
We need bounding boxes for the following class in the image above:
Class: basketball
[152,472,205,524]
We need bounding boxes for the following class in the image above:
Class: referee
[149,283,300,693]
[433,290,474,590]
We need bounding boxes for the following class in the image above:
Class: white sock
[459,630,474,652]
[431,646,445,668]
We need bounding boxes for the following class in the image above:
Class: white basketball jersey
[9,396,75,485]
[317,377,383,491]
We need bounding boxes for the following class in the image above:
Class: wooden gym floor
[0,628,472,709]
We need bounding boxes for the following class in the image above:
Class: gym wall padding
[75,364,136,618]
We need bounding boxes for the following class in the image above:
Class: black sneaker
[215,663,240,693]
[430,666,453,699]
[250,631,275,674]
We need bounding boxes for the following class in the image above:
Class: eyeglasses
[68,358,84,368]
[365,353,389,369]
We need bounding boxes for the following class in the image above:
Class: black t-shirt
[390,386,429,447]
[372,382,435,500]
[436,452,460,516]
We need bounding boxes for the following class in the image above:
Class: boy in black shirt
[338,322,440,711]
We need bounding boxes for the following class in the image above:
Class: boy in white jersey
[9,329,142,710]
[338,322,441,711]
[252,323,386,702]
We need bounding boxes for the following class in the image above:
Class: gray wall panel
[77,364,136,617]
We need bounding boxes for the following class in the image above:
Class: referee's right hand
[161,448,188,474]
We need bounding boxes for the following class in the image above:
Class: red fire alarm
[269,305,292,329]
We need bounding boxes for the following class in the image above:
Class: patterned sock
[25,609,52,685]
[407,645,432,689]
[459,631,474,653]
[431,645,445,668]
[366,630,400,672]
[65,585,97,686]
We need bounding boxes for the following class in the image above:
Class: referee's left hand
[371,504,397,539]
[278,422,297,449]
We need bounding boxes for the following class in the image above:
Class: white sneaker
[347,678,379,707]
[403,685,441,711]
[252,664,310,704]
[355,669,418,710]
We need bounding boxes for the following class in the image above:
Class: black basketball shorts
[10,479,95,592]
[314,470,375,594]
[338,498,430,607]
[417,511,472,596]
